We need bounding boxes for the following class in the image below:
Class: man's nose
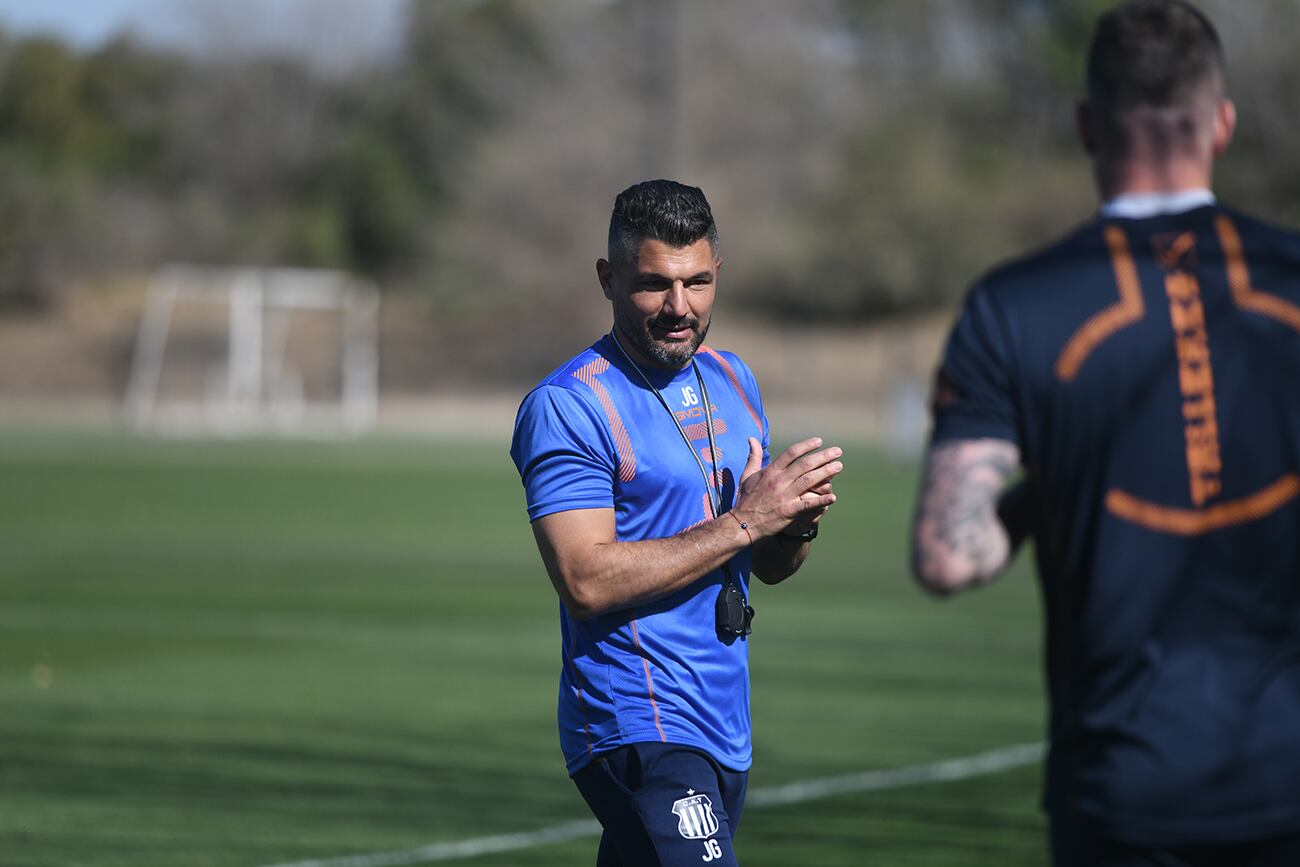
[662,282,690,318]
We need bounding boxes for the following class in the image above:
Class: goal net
[124,266,379,437]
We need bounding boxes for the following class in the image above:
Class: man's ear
[714,258,724,274]
[596,258,614,301]
[1212,99,1236,158]
[1077,100,1099,155]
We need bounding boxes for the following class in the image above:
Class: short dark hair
[607,179,719,264]
[1087,0,1224,115]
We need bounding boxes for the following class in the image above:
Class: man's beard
[616,307,710,368]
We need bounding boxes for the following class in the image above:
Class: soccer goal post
[124,266,379,437]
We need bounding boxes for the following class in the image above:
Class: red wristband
[728,511,753,546]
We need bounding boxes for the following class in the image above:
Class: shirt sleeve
[509,385,616,521]
[930,282,1021,446]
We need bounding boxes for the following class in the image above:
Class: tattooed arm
[910,438,1025,596]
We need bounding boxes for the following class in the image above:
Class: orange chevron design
[699,346,763,434]
[1056,225,1147,381]
[1215,214,1300,334]
[682,417,728,442]
[1107,474,1300,536]
[572,358,637,483]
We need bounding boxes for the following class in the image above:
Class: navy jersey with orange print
[510,334,770,776]
[933,203,1300,844]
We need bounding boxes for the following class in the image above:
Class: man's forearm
[535,435,843,619]
[535,511,753,620]
[911,438,1021,595]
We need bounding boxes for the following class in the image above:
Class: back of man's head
[1087,0,1224,127]
[608,180,719,265]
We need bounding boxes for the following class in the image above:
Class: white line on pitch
[744,740,1044,809]
[256,741,1045,867]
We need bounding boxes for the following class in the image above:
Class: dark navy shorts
[1051,812,1300,867]
[572,741,749,866]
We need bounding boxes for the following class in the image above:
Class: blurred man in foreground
[910,2,1300,864]
[511,180,842,866]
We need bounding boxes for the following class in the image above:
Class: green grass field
[0,431,1047,867]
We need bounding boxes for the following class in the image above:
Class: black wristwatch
[778,524,818,544]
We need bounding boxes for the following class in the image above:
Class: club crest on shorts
[671,790,719,840]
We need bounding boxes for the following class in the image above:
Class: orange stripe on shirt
[629,619,667,743]
[1215,214,1300,334]
[1055,225,1146,382]
[698,346,763,434]
[1107,474,1300,536]
[572,358,637,482]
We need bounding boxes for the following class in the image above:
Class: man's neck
[1096,158,1213,203]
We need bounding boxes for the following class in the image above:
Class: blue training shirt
[511,334,770,775]
[933,204,1300,844]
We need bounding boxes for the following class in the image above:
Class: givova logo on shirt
[671,790,719,839]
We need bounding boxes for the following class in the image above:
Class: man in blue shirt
[511,179,843,866]
[910,3,1300,865]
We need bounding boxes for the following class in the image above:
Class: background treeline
[1,0,1296,370]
